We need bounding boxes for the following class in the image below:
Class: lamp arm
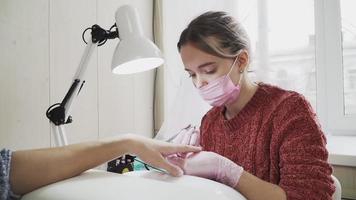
[46,24,119,146]
[46,38,96,127]
[63,39,96,120]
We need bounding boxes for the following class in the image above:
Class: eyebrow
[184,62,216,72]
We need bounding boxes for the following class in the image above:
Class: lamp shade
[111,5,164,74]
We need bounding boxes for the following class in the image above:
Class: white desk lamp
[46,5,163,147]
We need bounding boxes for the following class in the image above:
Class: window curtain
[153,0,164,135]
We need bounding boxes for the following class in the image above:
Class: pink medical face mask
[197,56,242,107]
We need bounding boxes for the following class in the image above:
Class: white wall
[0,0,156,150]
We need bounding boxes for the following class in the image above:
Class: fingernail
[176,169,183,177]
[172,167,183,177]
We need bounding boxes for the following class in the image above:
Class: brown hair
[177,11,250,58]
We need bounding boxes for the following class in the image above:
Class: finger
[189,133,198,146]
[191,131,200,146]
[161,144,202,157]
[166,155,186,169]
[155,157,184,177]
[140,152,182,176]
[173,144,202,154]
[180,131,200,157]
[177,129,193,157]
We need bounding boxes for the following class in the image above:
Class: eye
[203,65,217,74]
[188,73,196,78]
[205,70,216,74]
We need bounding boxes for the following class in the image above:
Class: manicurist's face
[180,43,240,88]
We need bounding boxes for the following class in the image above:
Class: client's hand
[124,134,202,177]
[168,151,244,188]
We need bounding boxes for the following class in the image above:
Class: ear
[236,50,249,72]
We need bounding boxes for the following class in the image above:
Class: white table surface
[22,170,246,200]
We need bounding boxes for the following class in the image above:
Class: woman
[170,11,335,200]
[0,134,201,199]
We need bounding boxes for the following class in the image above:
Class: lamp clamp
[82,24,119,46]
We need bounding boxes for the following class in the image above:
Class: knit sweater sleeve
[272,94,335,200]
[0,149,12,200]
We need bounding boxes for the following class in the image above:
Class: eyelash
[188,70,215,78]
[206,70,215,74]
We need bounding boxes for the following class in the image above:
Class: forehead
[180,43,219,69]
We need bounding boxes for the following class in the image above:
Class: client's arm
[9,134,201,195]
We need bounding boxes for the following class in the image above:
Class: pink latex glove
[172,125,200,146]
[168,151,244,188]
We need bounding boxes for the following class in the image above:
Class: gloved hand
[172,125,200,146]
[168,151,244,188]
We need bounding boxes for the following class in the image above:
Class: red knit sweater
[200,83,335,200]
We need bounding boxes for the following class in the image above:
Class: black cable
[82,27,92,44]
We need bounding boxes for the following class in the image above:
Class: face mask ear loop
[231,49,245,85]
[227,49,243,75]
[227,56,239,75]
